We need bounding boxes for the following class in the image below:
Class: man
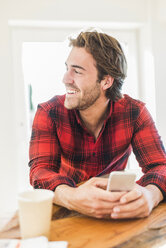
[29,31,166,219]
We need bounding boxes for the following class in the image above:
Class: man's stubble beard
[64,81,101,110]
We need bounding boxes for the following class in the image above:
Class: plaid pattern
[29,94,166,198]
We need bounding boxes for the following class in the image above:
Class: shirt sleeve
[131,105,166,198]
[29,105,76,191]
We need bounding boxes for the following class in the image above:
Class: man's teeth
[67,90,78,94]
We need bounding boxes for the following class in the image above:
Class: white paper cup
[18,189,54,239]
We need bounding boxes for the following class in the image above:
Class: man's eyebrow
[65,62,86,71]
[72,65,86,71]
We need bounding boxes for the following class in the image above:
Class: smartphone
[106,171,136,192]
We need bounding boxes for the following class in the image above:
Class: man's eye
[74,69,82,74]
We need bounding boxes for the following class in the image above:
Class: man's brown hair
[69,31,127,101]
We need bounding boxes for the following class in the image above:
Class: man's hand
[54,177,126,219]
[111,184,163,219]
[54,178,163,219]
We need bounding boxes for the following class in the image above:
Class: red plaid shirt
[29,94,166,198]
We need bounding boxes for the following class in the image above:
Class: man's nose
[63,71,74,85]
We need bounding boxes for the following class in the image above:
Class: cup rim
[18,189,54,202]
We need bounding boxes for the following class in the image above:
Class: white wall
[152,0,166,146]
[0,0,165,214]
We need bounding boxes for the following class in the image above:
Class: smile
[66,90,79,95]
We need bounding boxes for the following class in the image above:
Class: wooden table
[0,203,166,248]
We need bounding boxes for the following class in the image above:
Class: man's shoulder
[114,94,146,120]
[39,95,66,112]
[116,94,145,110]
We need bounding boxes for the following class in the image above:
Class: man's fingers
[93,186,127,202]
[111,197,146,219]
[93,177,108,190]
[120,187,142,204]
[113,197,144,213]
[87,177,127,202]
[111,209,143,219]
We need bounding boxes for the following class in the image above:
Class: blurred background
[0,0,166,214]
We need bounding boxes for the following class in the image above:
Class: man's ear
[101,75,114,90]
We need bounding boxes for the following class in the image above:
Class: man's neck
[79,98,110,140]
